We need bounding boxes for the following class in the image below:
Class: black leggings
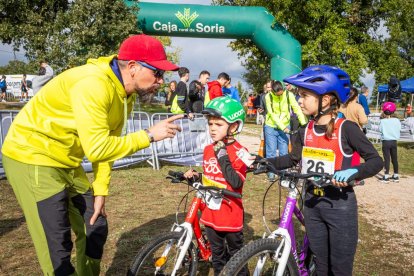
[304,191,358,276]
[382,140,398,174]
[205,226,248,276]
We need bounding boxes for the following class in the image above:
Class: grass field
[1,162,413,275]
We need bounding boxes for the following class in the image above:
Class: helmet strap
[313,95,337,121]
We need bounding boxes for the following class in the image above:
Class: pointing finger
[165,114,184,123]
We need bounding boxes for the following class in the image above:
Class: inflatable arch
[124,1,302,80]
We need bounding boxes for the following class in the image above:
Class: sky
[0,0,376,99]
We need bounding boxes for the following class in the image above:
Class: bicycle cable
[261,179,278,234]
[176,189,196,224]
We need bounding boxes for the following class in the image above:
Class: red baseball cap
[118,34,179,71]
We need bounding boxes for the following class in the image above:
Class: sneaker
[391,175,399,182]
[380,176,389,183]
[1,99,6,103]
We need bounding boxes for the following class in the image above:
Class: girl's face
[170,82,176,91]
[208,116,237,142]
[297,89,319,116]
[298,88,332,116]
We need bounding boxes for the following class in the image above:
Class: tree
[0,60,37,75]
[212,0,412,89]
[0,0,179,74]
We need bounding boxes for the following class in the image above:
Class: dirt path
[238,132,414,261]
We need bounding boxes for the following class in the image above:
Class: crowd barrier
[0,110,211,178]
[366,113,414,143]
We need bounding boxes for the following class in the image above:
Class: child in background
[184,97,248,276]
[260,65,382,275]
[380,102,401,183]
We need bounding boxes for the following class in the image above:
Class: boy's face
[218,78,228,87]
[207,116,237,142]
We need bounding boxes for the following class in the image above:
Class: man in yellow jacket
[1,34,183,275]
[264,80,307,181]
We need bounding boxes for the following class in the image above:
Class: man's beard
[137,84,159,102]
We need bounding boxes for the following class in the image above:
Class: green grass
[0,162,413,275]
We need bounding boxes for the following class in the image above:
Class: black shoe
[391,175,399,182]
[380,176,389,183]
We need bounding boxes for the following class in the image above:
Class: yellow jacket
[2,55,150,195]
[265,90,307,130]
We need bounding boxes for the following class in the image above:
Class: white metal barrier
[151,113,211,169]
[0,110,211,177]
[366,113,414,143]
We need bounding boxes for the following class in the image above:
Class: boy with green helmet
[184,97,249,275]
[202,96,246,135]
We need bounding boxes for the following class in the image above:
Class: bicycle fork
[254,190,297,276]
[171,222,194,276]
[171,194,203,276]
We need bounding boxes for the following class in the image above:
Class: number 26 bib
[301,146,336,176]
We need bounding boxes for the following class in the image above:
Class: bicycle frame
[166,188,212,276]
[256,183,312,276]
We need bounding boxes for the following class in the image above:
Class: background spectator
[358,86,370,115]
[205,72,229,106]
[222,77,241,102]
[0,75,6,102]
[189,70,210,113]
[32,60,54,96]
[165,80,176,112]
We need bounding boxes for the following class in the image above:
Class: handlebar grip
[168,170,184,178]
[222,189,242,199]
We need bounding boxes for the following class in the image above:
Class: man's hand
[187,113,195,120]
[283,128,290,133]
[148,114,184,141]
[90,195,106,225]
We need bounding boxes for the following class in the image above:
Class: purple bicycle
[220,161,337,276]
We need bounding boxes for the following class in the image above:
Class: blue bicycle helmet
[283,65,351,103]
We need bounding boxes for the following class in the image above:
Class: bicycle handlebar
[253,161,356,187]
[167,171,242,199]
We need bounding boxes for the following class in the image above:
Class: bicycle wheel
[128,231,198,276]
[220,238,299,276]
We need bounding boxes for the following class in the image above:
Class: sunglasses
[136,61,164,78]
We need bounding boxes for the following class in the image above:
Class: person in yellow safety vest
[264,80,307,181]
[170,67,192,116]
[204,72,230,106]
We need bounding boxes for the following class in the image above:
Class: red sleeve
[210,85,223,100]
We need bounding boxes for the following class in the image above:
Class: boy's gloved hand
[333,168,358,184]
[214,141,227,160]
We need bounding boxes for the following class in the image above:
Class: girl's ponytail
[326,95,339,139]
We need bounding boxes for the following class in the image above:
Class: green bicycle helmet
[202,96,246,134]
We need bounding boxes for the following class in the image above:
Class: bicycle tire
[128,231,198,276]
[220,238,299,276]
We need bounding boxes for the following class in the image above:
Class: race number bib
[202,175,226,210]
[205,191,223,210]
[301,147,335,176]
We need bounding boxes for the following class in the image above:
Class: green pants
[3,156,108,276]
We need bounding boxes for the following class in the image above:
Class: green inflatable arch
[124,1,302,80]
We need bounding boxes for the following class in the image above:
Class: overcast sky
[0,0,375,96]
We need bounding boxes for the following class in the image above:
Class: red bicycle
[127,170,241,276]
